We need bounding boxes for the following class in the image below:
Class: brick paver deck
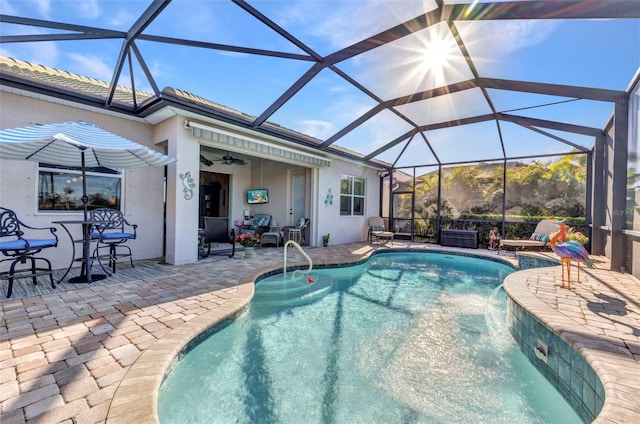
[1,242,638,423]
[504,264,640,424]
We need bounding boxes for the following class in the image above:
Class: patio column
[165,123,200,265]
[609,96,629,271]
[590,135,605,256]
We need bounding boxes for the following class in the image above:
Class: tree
[441,166,481,215]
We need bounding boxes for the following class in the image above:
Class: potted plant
[235,233,260,257]
[549,227,589,245]
[566,229,589,245]
[322,233,330,247]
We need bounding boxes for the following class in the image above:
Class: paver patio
[0,242,638,423]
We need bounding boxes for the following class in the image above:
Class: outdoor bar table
[53,219,109,283]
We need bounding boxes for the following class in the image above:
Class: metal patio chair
[498,219,559,255]
[200,217,235,258]
[239,214,272,237]
[90,208,137,273]
[282,218,309,245]
[368,217,394,245]
[0,207,58,297]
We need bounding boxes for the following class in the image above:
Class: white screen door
[291,172,306,225]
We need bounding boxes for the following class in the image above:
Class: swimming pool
[158,251,582,423]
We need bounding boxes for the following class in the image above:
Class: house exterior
[0,57,384,269]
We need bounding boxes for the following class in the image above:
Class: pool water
[158,252,582,424]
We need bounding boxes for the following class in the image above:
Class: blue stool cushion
[0,238,57,250]
[91,232,135,240]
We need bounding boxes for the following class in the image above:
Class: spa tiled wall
[507,297,604,423]
[518,254,559,270]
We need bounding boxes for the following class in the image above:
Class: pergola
[1,0,639,271]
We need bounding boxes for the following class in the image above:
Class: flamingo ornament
[550,222,594,288]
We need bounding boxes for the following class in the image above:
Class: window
[38,164,122,212]
[340,175,365,216]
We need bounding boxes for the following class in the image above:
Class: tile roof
[0,56,388,166]
[0,56,153,106]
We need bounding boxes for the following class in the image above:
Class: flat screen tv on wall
[247,189,269,204]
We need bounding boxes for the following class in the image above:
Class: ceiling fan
[219,153,247,165]
[202,152,247,166]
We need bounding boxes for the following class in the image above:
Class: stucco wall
[1,93,383,271]
[0,91,167,270]
[317,160,380,246]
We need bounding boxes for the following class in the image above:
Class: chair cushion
[371,225,385,232]
[91,231,135,240]
[373,231,394,237]
[255,216,270,227]
[529,233,549,242]
[0,238,57,250]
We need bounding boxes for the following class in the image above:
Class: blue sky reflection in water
[159,252,582,423]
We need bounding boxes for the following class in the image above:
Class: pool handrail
[283,240,312,278]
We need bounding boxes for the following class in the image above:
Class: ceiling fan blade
[211,152,247,165]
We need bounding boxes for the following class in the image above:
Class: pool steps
[283,240,312,278]
[253,274,333,307]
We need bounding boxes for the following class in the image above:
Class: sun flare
[421,37,452,72]
[406,27,459,89]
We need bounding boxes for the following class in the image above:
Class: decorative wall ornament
[180,171,196,200]
[324,187,334,207]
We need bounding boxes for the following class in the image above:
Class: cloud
[167,0,216,37]
[297,119,335,139]
[457,20,559,59]
[328,85,348,93]
[333,108,414,156]
[27,0,51,19]
[0,0,17,15]
[324,94,373,127]
[26,41,59,67]
[76,0,101,20]
[219,51,250,58]
[109,8,134,27]
[0,21,60,66]
[274,0,432,50]
[149,60,164,79]
[66,53,113,82]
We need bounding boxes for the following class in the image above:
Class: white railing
[283,240,313,278]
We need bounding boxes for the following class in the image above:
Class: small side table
[286,228,302,244]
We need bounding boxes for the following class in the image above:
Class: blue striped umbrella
[0,121,176,218]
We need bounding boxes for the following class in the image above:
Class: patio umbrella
[0,121,176,282]
[0,121,176,218]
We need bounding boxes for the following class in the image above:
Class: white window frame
[340,174,365,216]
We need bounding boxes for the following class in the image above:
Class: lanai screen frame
[1,1,635,167]
[381,149,591,242]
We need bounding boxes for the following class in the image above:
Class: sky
[1,0,639,168]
